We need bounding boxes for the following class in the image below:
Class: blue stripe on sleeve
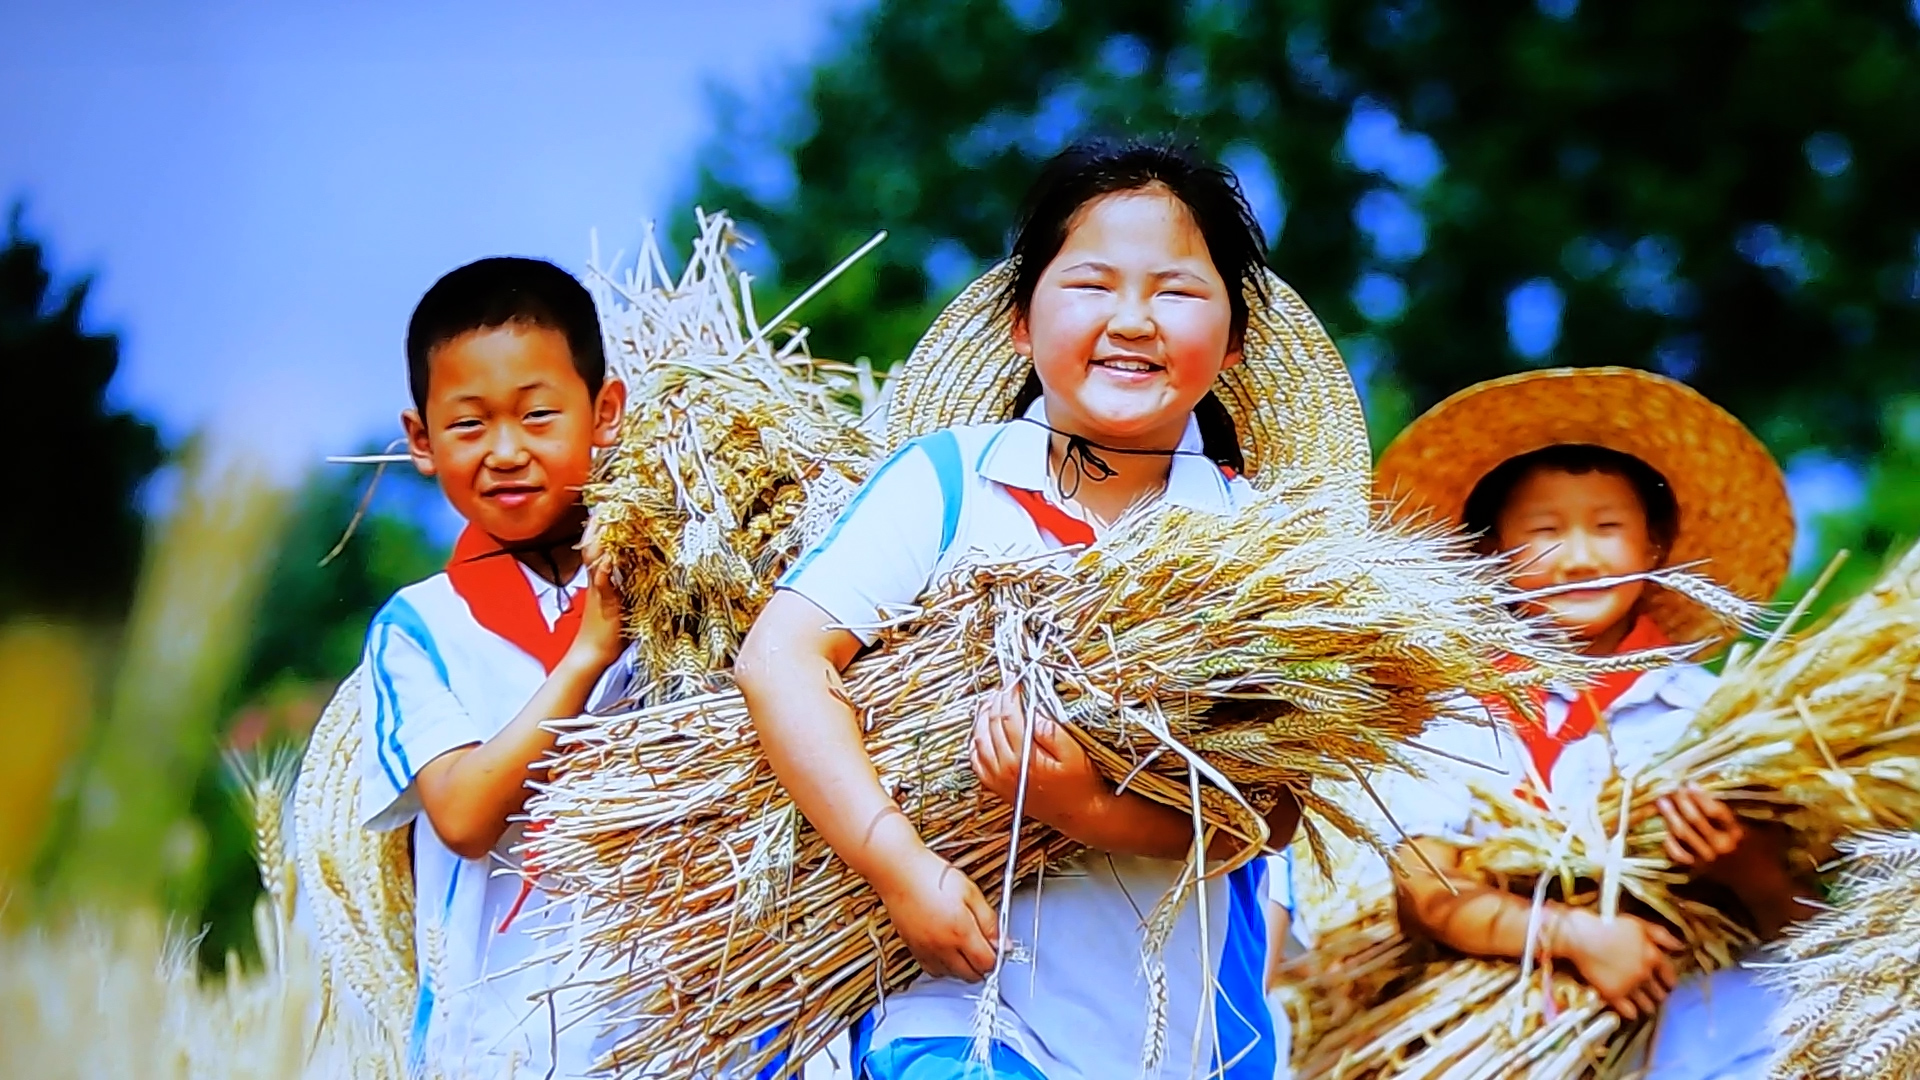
[1214,858,1278,1080]
[781,436,950,585]
[368,596,450,792]
[370,623,409,794]
[918,429,965,558]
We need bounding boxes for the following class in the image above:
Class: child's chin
[474,509,565,545]
[1548,601,1629,640]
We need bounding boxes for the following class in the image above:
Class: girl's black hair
[1462,444,1681,557]
[1001,138,1269,472]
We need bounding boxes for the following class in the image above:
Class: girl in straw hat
[1375,367,1819,1079]
[735,138,1371,1080]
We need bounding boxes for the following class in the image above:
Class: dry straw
[526,474,1752,1078]
[1762,830,1920,1080]
[583,211,884,701]
[1284,541,1920,1080]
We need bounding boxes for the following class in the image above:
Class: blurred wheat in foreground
[0,756,401,1080]
[1763,831,1920,1080]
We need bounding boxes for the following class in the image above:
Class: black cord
[1016,416,1209,499]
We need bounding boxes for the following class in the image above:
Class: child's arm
[1395,836,1683,1022]
[736,591,1001,982]
[1657,785,1820,938]
[411,562,625,859]
[969,689,1303,861]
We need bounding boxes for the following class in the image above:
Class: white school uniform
[359,560,617,1079]
[1415,664,1781,1080]
[779,399,1275,1080]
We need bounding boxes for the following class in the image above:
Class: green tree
[682,0,1920,457]
[0,204,163,620]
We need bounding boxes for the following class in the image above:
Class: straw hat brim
[883,262,1372,506]
[1374,367,1795,644]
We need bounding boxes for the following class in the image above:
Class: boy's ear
[1010,313,1032,358]
[592,378,628,449]
[401,409,437,478]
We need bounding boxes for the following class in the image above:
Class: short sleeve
[358,597,487,830]
[1394,711,1512,840]
[777,438,952,645]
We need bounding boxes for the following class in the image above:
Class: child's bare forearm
[1395,837,1552,961]
[1051,789,1300,863]
[736,595,929,890]
[416,649,611,857]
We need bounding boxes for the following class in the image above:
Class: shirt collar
[1543,661,1698,715]
[977,397,1233,512]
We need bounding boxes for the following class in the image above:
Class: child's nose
[1558,528,1601,572]
[1107,291,1156,339]
[485,427,532,468]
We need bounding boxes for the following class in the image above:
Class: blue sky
[2,0,861,479]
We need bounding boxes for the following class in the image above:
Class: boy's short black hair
[405,257,606,414]
[1463,443,1681,556]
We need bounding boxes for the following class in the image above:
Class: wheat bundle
[1286,542,1920,1080]
[524,472,1753,1079]
[584,211,883,700]
[1762,831,1920,1080]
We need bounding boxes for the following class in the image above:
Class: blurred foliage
[192,462,446,967]
[37,446,289,922]
[1,204,164,621]
[1785,395,1920,618]
[682,0,1920,459]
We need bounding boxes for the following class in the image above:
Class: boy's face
[1493,465,1662,644]
[401,323,625,545]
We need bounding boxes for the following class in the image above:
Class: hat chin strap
[1016,417,1208,499]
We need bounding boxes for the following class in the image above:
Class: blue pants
[862,1038,1048,1080]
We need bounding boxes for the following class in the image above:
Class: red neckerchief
[445,525,585,673]
[1002,465,1237,548]
[444,524,584,933]
[1502,616,1673,792]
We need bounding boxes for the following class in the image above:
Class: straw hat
[1374,366,1794,644]
[883,262,1373,504]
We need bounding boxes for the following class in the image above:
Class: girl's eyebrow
[1056,261,1208,282]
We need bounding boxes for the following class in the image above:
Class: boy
[1375,367,1815,1078]
[359,256,629,1078]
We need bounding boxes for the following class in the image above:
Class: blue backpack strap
[917,429,965,560]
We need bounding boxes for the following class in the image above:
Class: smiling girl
[1376,367,1816,1079]
[735,140,1369,1080]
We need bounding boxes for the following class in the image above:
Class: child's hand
[1658,786,1760,885]
[871,844,1000,982]
[969,687,1109,832]
[1549,908,1681,1022]
[570,558,627,670]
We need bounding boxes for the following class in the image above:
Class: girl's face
[1493,466,1663,646]
[1012,187,1242,448]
